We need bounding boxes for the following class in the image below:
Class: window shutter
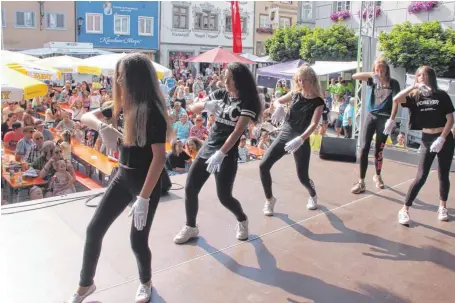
[16,12,24,26]
[57,14,64,28]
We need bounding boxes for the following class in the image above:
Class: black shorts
[335,119,343,128]
[322,113,328,123]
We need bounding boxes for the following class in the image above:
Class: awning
[20,48,113,57]
[281,61,358,77]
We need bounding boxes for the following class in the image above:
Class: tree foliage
[300,24,358,63]
[264,25,312,62]
[379,21,455,76]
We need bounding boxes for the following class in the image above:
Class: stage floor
[2,154,455,303]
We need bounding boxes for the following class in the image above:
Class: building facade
[75,1,159,59]
[297,1,455,31]
[1,1,75,50]
[159,1,254,73]
[254,1,298,56]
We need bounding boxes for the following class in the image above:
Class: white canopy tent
[281,61,358,77]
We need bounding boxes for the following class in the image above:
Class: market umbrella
[1,66,48,102]
[2,56,62,81]
[185,46,255,64]
[240,53,262,63]
[34,55,83,73]
[0,50,39,62]
[77,53,172,79]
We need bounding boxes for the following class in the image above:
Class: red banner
[231,1,242,53]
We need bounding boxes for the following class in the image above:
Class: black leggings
[405,133,454,206]
[359,113,389,179]
[260,126,316,200]
[185,155,247,227]
[79,167,161,286]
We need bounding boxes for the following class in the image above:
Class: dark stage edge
[1,154,455,303]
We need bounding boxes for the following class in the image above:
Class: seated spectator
[395,133,406,149]
[257,131,271,150]
[207,113,215,130]
[71,99,86,122]
[189,115,209,141]
[166,139,191,175]
[171,101,187,118]
[185,137,202,159]
[34,120,54,142]
[45,102,61,127]
[2,101,24,122]
[24,131,45,164]
[238,136,249,163]
[36,142,76,181]
[22,113,35,127]
[72,122,85,143]
[48,159,76,197]
[173,114,191,144]
[56,112,75,134]
[58,130,72,161]
[29,186,44,200]
[15,126,35,161]
[3,122,24,150]
[174,88,187,109]
[1,113,18,140]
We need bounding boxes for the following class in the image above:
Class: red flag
[231,1,242,53]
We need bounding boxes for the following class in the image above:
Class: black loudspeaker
[319,137,357,163]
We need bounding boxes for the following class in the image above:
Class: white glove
[98,123,122,155]
[205,150,226,174]
[284,136,304,154]
[203,100,220,113]
[128,196,150,231]
[271,104,286,125]
[430,137,445,153]
[372,74,381,87]
[383,118,395,135]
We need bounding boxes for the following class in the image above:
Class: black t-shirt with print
[100,106,167,169]
[197,89,257,159]
[366,77,401,116]
[165,151,190,170]
[402,90,455,130]
[285,93,325,133]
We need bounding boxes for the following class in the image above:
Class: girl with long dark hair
[384,66,454,225]
[260,65,324,216]
[351,57,401,193]
[173,63,262,244]
[67,53,169,303]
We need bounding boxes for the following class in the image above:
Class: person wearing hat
[3,122,23,150]
[15,126,35,161]
[34,120,54,142]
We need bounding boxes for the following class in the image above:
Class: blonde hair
[293,64,323,99]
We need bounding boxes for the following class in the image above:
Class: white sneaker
[173,225,199,244]
[263,197,277,216]
[68,285,96,303]
[135,283,151,303]
[307,196,317,210]
[438,206,449,221]
[398,210,410,225]
[236,219,249,240]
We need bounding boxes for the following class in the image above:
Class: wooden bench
[74,170,102,190]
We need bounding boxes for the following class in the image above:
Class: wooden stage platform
[1,153,455,303]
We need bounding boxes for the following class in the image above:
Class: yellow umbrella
[1,66,48,102]
[77,53,172,79]
[2,57,62,81]
[34,55,82,73]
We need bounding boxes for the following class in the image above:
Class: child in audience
[72,122,85,143]
[72,99,85,122]
[59,130,72,161]
[395,132,406,149]
[258,131,271,150]
[49,160,76,196]
[29,186,44,200]
[238,135,249,163]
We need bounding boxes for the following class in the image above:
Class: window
[138,16,153,36]
[173,5,188,29]
[300,1,313,21]
[225,16,246,33]
[195,11,218,31]
[15,11,35,28]
[86,13,102,34]
[256,41,266,56]
[336,1,351,11]
[46,13,65,30]
[279,17,291,28]
[114,14,130,35]
[280,1,293,4]
[2,9,5,27]
[259,14,270,28]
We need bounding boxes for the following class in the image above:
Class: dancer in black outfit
[351,57,401,193]
[260,65,324,216]
[173,63,262,244]
[68,53,169,303]
[383,66,454,225]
